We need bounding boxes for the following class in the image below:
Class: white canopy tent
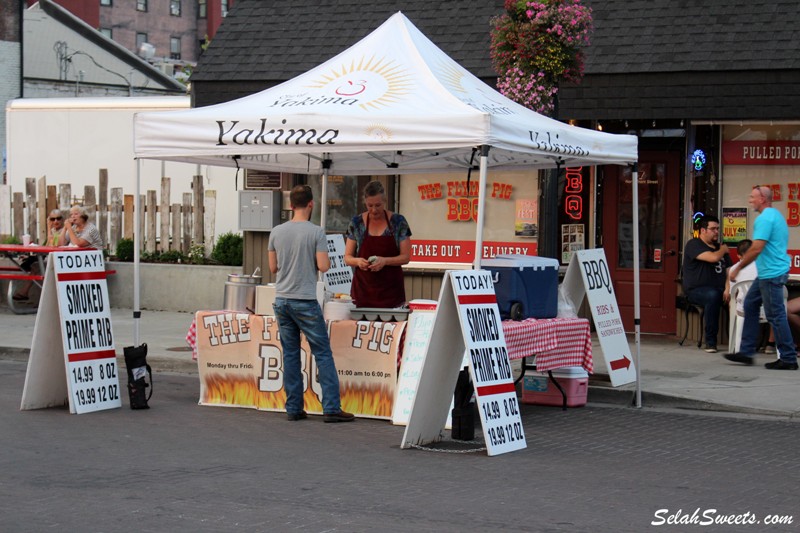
[133,12,643,403]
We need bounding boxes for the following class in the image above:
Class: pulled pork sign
[722,141,800,165]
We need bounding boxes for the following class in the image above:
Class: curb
[587,382,797,419]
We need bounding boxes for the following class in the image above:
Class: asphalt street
[0,359,797,533]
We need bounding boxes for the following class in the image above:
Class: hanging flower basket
[491,0,593,115]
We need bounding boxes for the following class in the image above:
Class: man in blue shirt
[725,186,798,370]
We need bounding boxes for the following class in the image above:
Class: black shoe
[703,344,717,353]
[323,410,355,423]
[723,352,755,365]
[764,359,799,370]
[287,410,307,421]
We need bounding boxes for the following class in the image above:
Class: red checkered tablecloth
[186,318,198,359]
[502,317,592,373]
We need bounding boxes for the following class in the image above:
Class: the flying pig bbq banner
[195,312,405,419]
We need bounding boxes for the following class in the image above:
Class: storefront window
[307,175,359,233]
[720,123,800,273]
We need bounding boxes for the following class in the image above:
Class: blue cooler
[483,255,559,320]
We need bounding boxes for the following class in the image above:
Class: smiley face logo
[335,80,367,96]
[307,55,412,110]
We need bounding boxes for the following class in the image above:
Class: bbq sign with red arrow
[564,249,636,387]
[609,354,632,372]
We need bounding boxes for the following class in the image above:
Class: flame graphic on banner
[340,381,394,418]
[202,374,394,417]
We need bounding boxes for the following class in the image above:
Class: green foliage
[158,250,188,263]
[2,235,22,245]
[142,250,163,263]
[138,249,188,264]
[212,232,243,266]
[115,238,135,262]
[188,243,207,264]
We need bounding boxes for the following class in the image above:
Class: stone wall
[106,261,242,313]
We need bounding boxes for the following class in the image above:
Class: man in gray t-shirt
[267,185,354,423]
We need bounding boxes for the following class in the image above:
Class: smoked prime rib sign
[401,270,526,456]
[21,250,121,414]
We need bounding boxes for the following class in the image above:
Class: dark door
[602,151,681,333]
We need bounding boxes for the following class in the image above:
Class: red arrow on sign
[610,355,631,371]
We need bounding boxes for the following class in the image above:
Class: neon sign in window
[564,167,584,220]
[691,149,707,171]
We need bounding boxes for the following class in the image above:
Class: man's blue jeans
[685,286,724,347]
[740,274,798,363]
[272,298,342,415]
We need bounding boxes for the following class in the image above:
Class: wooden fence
[0,169,217,256]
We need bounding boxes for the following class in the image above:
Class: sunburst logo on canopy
[438,62,468,94]
[306,56,413,111]
[365,124,392,143]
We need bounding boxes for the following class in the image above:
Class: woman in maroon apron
[345,181,412,308]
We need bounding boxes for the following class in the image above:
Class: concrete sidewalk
[1,303,798,418]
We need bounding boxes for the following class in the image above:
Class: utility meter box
[239,190,281,231]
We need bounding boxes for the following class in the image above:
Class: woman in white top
[724,239,758,316]
[60,206,104,249]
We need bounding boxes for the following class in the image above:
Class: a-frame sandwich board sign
[561,248,636,387]
[20,250,122,414]
[401,270,526,456]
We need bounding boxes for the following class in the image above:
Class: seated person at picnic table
[13,209,69,301]
[59,206,104,249]
[681,215,732,353]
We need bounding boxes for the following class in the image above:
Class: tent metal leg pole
[320,157,331,231]
[632,164,642,408]
[319,158,332,285]
[134,158,142,346]
[473,146,490,270]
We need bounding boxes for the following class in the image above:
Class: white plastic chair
[728,280,786,353]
